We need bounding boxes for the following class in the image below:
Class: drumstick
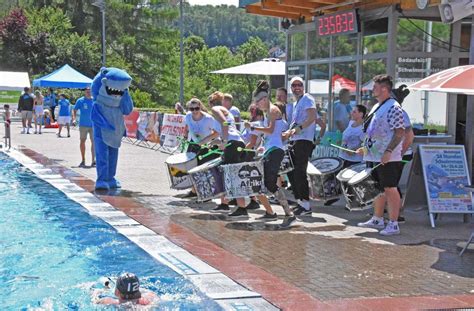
[237,147,256,153]
[330,143,357,153]
[197,143,230,160]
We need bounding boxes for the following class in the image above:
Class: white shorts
[35,106,44,116]
[58,116,71,125]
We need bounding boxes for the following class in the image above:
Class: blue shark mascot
[91,67,133,190]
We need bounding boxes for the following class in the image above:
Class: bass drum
[165,152,197,190]
[307,157,343,200]
[188,157,225,202]
[336,163,369,210]
[221,160,265,199]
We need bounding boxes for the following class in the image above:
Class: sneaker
[268,195,279,205]
[21,129,26,134]
[246,200,260,210]
[78,161,86,168]
[357,217,385,229]
[262,212,277,219]
[26,130,30,134]
[293,205,312,216]
[228,198,237,206]
[212,204,230,211]
[380,222,400,236]
[228,207,249,218]
[67,133,71,138]
[280,215,297,228]
[182,190,197,198]
[91,161,96,167]
[397,215,405,223]
[34,130,37,134]
[324,198,339,206]
[39,130,42,134]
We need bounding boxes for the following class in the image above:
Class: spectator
[333,88,352,132]
[57,94,71,138]
[49,88,58,121]
[174,102,185,115]
[18,87,34,134]
[73,87,95,167]
[3,104,11,149]
[222,93,241,127]
[276,87,291,124]
[33,90,44,134]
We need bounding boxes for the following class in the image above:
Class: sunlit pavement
[3,121,474,310]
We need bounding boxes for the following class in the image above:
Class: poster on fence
[160,114,186,149]
[137,112,149,141]
[419,145,473,214]
[124,109,139,138]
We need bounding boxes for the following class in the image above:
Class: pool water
[0,153,221,310]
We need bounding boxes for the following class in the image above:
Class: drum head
[348,168,372,185]
[337,163,366,181]
[165,152,196,165]
[308,157,343,175]
[188,157,222,174]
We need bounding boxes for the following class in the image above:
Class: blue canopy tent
[33,64,92,88]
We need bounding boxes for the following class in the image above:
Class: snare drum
[279,148,294,174]
[347,168,382,206]
[165,152,198,190]
[336,163,367,209]
[221,161,265,199]
[307,157,343,200]
[188,157,225,202]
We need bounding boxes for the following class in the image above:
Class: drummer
[182,98,220,198]
[339,104,367,169]
[208,91,250,218]
[356,74,405,236]
[244,80,296,228]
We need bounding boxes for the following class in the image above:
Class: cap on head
[289,76,304,86]
[116,273,141,300]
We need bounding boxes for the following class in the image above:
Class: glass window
[308,31,330,59]
[397,19,451,52]
[333,34,358,57]
[361,58,386,109]
[461,22,471,51]
[289,32,306,61]
[363,18,388,54]
[308,64,330,120]
[332,62,357,132]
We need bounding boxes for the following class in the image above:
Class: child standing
[3,104,11,149]
[57,94,71,138]
[34,90,44,134]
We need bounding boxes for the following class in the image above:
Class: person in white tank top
[33,90,44,134]
[244,80,296,228]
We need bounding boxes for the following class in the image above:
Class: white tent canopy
[211,58,285,76]
[0,71,30,91]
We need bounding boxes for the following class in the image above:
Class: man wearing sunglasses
[284,76,318,216]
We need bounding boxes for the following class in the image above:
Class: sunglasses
[189,107,200,111]
[291,83,303,87]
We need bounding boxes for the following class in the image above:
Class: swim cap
[116,273,142,300]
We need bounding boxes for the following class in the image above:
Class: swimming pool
[0,152,221,310]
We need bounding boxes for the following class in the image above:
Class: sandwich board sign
[406,145,474,227]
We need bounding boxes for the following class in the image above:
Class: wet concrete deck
[2,123,474,310]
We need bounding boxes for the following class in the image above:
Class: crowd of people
[176,74,414,235]
[15,87,95,167]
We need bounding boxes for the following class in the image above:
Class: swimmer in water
[94,272,159,306]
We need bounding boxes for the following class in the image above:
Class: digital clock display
[316,9,359,37]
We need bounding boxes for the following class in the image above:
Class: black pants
[50,105,56,121]
[287,140,314,201]
[264,148,284,193]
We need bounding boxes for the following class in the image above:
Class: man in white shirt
[223,93,241,130]
[357,75,405,236]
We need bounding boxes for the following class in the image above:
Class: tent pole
[466,16,474,180]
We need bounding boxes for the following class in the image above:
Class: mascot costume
[91,67,133,190]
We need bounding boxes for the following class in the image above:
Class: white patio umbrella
[408,65,474,95]
[211,58,285,76]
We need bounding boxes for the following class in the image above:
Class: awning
[0,71,30,91]
[211,58,285,76]
[33,64,92,89]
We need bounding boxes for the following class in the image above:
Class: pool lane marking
[5,149,275,311]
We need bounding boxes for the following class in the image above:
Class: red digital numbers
[317,11,357,36]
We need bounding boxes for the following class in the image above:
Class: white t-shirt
[213,112,243,143]
[339,120,364,162]
[402,109,413,155]
[285,103,293,124]
[263,118,288,150]
[333,102,351,131]
[242,120,263,145]
[363,98,405,162]
[289,93,317,142]
[229,106,241,120]
[185,112,215,142]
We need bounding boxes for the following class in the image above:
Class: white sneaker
[357,217,385,229]
[380,221,400,236]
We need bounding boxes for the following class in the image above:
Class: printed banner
[124,109,139,138]
[419,145,473,213]
[137,112,149,141]
[160,114,186,148]
[221,161,264,198]
[312,131,342,159]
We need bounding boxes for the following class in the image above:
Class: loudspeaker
[439,0,474,24]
